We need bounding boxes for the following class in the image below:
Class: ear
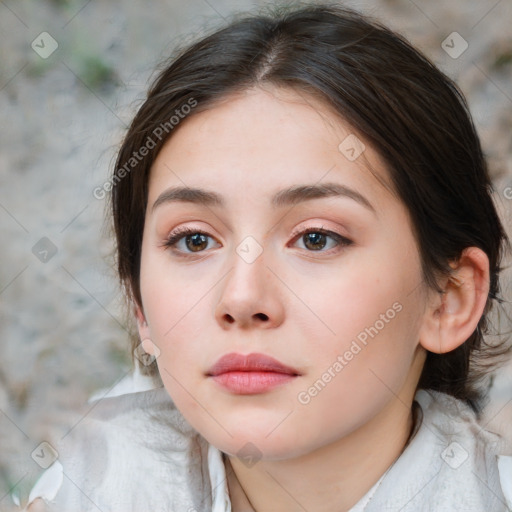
[134,302,160,357]
[134,301,151,341]
[419,247,490,354]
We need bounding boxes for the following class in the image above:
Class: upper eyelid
[166,224,345,241]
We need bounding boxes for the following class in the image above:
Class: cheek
[296,248,425,402]
[139,246,207,340]
[138,250,203,383]
[291,298,423,450]
[300,250,420,353]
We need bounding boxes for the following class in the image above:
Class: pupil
[187,233,207,252]
[305,232,326,250]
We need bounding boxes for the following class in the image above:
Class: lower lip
[211,371,296,394]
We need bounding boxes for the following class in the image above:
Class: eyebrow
[151,182,376,214]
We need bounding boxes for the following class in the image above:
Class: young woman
[26,3,512,511]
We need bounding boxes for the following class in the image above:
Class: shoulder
[414,388,510,464]
[25,386,214,512]
[364,389,512,512]
[416,389,512,510]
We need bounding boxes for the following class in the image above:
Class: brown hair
[109,2,510,412]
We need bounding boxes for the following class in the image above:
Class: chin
[200,424,311,461]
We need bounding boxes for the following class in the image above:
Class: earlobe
[419,247,490,354]
[141,338,160,357]
[134,302,151,340]
[134,304,160,358]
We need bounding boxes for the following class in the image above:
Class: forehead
[148,85,393,211]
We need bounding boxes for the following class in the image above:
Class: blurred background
[1,0,511,509]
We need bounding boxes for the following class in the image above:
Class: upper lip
[207,352,300,376]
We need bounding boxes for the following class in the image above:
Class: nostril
[255,313,269,321]
[224,314,235,324]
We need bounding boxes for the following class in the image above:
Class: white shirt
[21,379,512,511]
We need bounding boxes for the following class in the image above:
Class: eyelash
[162,225,353,258]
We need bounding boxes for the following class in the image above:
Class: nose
[214,242,286,330]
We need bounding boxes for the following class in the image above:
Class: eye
[162,225,353,257]
[290,226,353,253]
[162,226,220,256]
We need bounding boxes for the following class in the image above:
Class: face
[136,85,430,460]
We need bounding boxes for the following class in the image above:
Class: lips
[207,352,300,376]
[206,352,300,394]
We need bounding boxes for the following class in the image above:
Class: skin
[132,85,490,511]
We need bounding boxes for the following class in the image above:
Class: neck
[225,352,425,512]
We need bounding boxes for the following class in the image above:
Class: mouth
[206,352,301,395]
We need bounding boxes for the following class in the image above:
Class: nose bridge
[225,232,269,299]
[215,228,285,328]
[227,208,273,276]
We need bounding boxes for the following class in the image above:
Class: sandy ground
[1,0,511,509]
